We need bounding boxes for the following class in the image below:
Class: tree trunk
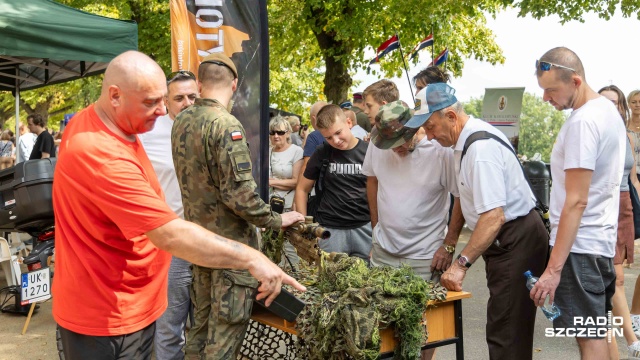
[308,5,353,105]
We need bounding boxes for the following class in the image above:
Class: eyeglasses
[167,70,196,84]
[269,130,288,136]
[535,60,576,73]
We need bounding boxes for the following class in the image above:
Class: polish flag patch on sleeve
[230,131,243,141]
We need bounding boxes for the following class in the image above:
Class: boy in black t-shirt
[294,104,371,260]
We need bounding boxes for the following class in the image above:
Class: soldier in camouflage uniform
[171,53,305,359]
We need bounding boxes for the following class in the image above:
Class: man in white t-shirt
[139,70,198,360]
[405,83,549,359]
[363,100,461,280]
[529,47,626,359]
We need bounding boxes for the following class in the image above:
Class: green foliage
[465,93,567,162]
[512,0,640,22]
[292,252,447,360]
[268,0,508,105]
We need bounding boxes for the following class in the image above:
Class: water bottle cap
[524,270,532,277]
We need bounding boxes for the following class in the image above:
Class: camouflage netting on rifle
[256,229,449,360]
[292,253,448,360]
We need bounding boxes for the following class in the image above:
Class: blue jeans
[154,257,192,360]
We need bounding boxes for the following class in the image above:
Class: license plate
[21,267,51,305]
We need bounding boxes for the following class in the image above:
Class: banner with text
[482,87,525,152]
[170,0,270,199]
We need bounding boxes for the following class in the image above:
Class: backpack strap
[315,144,333,197]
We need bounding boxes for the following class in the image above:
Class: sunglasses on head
[536,60,576,73]
[269,130,288,136]
[167,70,196,84]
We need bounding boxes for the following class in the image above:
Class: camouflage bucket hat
[370,100,418,149]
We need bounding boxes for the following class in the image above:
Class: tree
[268,0,507,107]
[465,93,567,162]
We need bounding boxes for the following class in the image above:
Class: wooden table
[251,290,472,359]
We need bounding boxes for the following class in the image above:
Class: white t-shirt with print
[549,96,625,257]
[362,137,458,259]
[454,116,536,230]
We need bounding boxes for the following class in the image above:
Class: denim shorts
[552,249,616,337]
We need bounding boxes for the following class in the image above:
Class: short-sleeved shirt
[302,130,326,157]
[139,114,184,218]
[30,130,56,159]
[52,104,178,336]
[172,98,281,248]
[269,144,303,209]
[454,116,536,230]
[303,140,370,229]
[362,137,458,259]
[549,96,625,257]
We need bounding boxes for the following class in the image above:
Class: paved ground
[1,228,639,359]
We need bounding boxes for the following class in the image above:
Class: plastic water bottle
[524,270,561,321]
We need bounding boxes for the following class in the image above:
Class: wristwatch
[443,244,456,255]
[457,254,472,268]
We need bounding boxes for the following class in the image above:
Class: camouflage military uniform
[171,97,282,359]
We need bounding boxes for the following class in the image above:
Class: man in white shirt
[363,100,461,280]
[139,70,198,360]
[406,83,549,359]
[529,47,626,359]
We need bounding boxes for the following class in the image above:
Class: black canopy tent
[0,0,137,159]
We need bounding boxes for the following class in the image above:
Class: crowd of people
[10,44,636,360]
[0,113,62,168]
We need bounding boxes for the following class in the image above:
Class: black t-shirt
[304,140,370,229]
[30,131,56,160]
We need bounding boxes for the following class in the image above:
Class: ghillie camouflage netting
[257,230,448,359]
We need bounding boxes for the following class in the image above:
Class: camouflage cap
[200,53,238,78]
[370,100,418,149]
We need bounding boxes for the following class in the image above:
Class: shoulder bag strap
[461,131,546,210]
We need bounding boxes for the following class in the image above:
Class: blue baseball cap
[404,82,458,128]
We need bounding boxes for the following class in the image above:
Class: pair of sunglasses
[269,130,288,136]
[167,70,196,84]
[535,60,576,73]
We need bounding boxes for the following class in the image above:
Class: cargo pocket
[580,257,605,294]
[219,269,259,324]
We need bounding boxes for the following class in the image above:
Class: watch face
[445,245,455,254]
[458,256,466,266]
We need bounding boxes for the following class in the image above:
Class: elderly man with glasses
[529,47,630,359]
[138,69,198,360]
[406,82,549,360]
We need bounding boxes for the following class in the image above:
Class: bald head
[96,51,167,138]
[309,101,328,128]
[102,51,166,94]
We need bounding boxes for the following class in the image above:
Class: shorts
[318,222,372,261]
[370,232,433,281]
[552,250,616,338]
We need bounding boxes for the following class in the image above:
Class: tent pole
[15,75,20,163]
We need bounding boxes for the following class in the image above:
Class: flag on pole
[369,34,400,64]
[430,48,449,66]
[409,34,434,60]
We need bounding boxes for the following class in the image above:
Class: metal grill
[238,320,299,360]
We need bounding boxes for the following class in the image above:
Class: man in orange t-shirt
[52,51,305,359]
